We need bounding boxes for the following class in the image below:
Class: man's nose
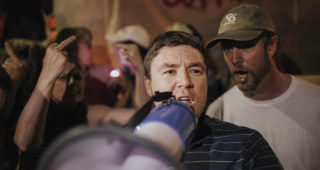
[230,47,243,65]
[177,71,194,88]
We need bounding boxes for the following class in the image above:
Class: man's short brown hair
[144,31,207,78]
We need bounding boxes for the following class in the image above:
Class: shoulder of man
[205,95,224,120]
[293,75,320,91]
[242,129,283,170]
[188,116,283,169]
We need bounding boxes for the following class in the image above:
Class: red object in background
[45,13,58,43]
[163,0,247,9]
[84,76,117,107]
[215,0,246,8]
[0,18,3,39]
[45,14,57,30]
[163,0,207,10]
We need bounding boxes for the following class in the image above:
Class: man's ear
[144,76,153,97]
[267,35,278,58]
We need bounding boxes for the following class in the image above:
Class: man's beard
[233,51,271,93]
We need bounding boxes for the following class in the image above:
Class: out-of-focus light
[109,69,121,78]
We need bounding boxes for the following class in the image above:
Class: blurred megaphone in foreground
[38,92,197,170]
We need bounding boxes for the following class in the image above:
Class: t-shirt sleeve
[205,95,224,120]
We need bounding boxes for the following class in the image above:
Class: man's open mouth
[177,96,191,104]
[234,70,248,83]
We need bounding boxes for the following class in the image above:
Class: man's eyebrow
[189,62,206,70]
[189,62,205,67]
[159,63,179,70]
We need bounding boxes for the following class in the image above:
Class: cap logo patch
[224,13,237,26]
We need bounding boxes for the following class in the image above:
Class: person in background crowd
[13,36,136,170]
[0,66,14,170]
[106,25,151,108]
[0,40,43,170]
[205,4,320,170]
[56,27,118,107]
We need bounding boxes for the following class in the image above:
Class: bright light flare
[109,69,121,78]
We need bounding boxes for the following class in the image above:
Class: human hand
[40,36,76,82]
[113,43,144,73]
[2,42,28,90]
[36,36,76,96]
[113,43,150,107]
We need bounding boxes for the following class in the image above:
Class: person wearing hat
[205,4,320,170]
[106,25,151,108]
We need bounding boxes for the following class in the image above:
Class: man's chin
[236,82,255,92]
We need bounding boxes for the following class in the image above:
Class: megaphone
[38,92,197,170]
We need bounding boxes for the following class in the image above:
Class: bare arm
[133,66,150,107]
[14,36,75,151]
[87,104,136,126]
[113,43,150,108]
[14,89,49,151]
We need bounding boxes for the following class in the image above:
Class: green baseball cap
[206,4,276,49]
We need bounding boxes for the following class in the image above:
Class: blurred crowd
[0,3,225,169]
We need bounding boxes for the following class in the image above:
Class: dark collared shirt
[183,115,283,170]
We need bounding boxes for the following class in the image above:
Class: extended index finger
[4,42,20,62]
[113,43,137,51]
[56,35,76,50]
[113,43,129,49]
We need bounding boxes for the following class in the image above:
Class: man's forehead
[156,45,203,60]
[149,45,205,70]
[158,60,205,69]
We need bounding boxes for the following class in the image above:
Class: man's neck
[243,69,292,101]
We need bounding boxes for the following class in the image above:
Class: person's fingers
[113,43,129,49]
[1,61,6,67]
[61,50,68,57]
[3,59,15,65]
[49,42,58,48]
[2,61,14,71]
[56,35,76,50]
[4,42,20,62]
[2,58,23,69]
[116,46,132,56]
